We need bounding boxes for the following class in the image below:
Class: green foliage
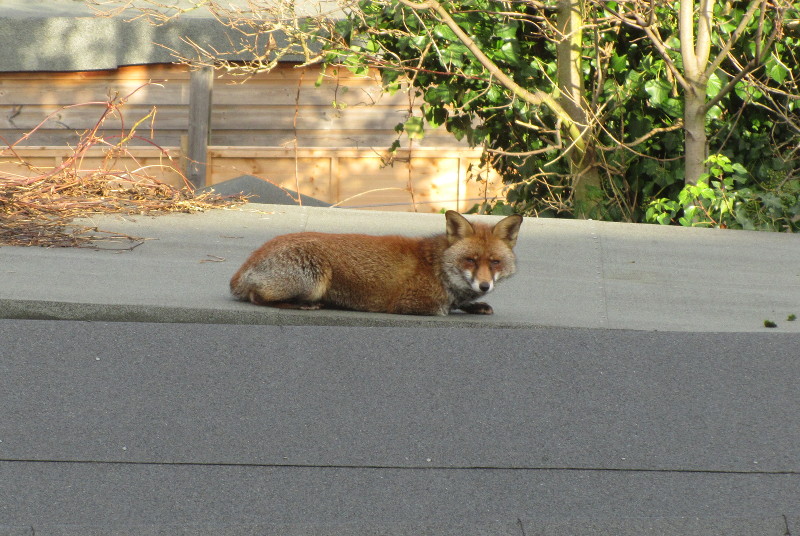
[336,2,561,201]
[645,155,800,231]
[327,0,800,228]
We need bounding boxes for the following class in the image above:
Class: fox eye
[490,259,501,266]
[465,257,477,264]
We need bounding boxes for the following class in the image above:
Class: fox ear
[445,210,475,244]
[492,214,523,248]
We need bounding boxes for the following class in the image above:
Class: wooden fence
[0,63,503,212]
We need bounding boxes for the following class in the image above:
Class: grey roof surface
[2,319,799,535]
[198,175,332,207]
[2,203,798,331]
[1,205,799,535]
[0,0,325,71]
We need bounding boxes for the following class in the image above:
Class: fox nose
[479,282,491,293]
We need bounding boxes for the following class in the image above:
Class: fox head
[443,210,523,297]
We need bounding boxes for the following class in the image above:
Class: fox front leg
[459,302,494,315]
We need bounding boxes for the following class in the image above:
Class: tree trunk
[556,0,601,218]
[679,0,711,185]
[683,82,708,185]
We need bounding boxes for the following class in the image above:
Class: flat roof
[0,0,333,71]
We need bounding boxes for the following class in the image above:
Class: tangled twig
[0,83,248,248]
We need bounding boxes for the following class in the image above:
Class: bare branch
[701,59,760,115]
[679,0,699,80]
[703,0,765,80]
[695,0,714,70]
[702,0,788,115]
[608,2,691,90]
[396,0,586,150]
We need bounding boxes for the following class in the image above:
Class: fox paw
[460,302,494,315]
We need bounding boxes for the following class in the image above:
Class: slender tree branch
[626,120,685,148]
[396,0,586,150]
[679,0,699,80]
[695,0,713,71]
[611,6,691,90]
[703,0,764,79]
[701,59,759,114]
[702,0,787,115]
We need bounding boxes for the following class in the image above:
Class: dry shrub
[0,83,247,248]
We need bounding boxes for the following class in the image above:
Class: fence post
[186,65,214,189]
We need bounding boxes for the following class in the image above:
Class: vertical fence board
[186,66,214,188]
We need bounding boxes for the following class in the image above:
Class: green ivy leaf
[707,72,723,99]
[440,43,470,68]
[611,53,627,72]
[425,85,455,105]
[706,104,723,120]
[402,116,425,139]
[768,54,789,84]
[644,79,669,105]
[735,81,763,101]
[485,84,504,104]
[731,163,747,174]
[446,115,472,141]
[495,23,518,41]
[497,41,521,64]
[433,24,459,42]
[395,117,423,139]
[424,105,448,128]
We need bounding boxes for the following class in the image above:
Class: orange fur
[230,211,522,316]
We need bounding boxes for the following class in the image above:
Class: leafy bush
[330,1,800,227]
[645,155,800,231]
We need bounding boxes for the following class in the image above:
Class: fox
[230,210,523,316]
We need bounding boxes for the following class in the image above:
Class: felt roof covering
[0,0,337,72]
